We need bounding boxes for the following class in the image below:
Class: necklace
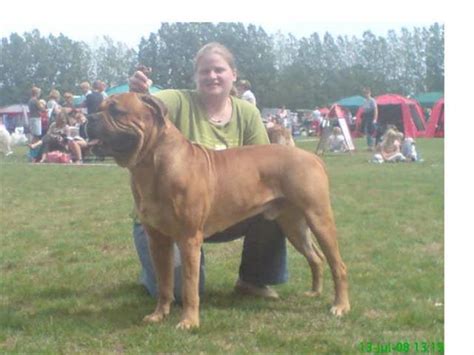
[206,98,232,125]
[209,115,225,124]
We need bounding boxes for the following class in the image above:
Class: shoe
[234,279,279,300]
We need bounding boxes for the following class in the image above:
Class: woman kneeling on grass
[128,42,288,303]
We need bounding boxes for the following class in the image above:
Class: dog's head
[86,93,168,167]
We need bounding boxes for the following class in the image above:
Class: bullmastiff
[86,93,350,329]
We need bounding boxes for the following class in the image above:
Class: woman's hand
[129,68,153,93]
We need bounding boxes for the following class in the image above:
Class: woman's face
[195,53,236,99]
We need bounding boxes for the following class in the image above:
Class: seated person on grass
[327,127,348,152]
[372,128,406,163]
[29,108,70,162]
[66,110,99,163]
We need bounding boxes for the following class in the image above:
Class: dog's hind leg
[277,210,326,297]
[143,226,175,324]
[304,210,350,316]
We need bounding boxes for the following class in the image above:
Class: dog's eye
[109,102,128,117]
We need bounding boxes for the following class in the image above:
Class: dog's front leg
[175,232,203,330]
[143,226,175,324]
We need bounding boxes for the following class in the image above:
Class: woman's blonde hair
[193,42,236,73]
[48,89,60,101]
[80,82,91,90]
[382,128,404,147]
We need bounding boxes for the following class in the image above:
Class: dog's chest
[137,199,182,235]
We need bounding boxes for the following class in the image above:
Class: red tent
[0,104,29,115]
[425,98,444,138]
[327,104,356,130]
[319,107,330,117]
[355,94,427,138]
[0,104,29,133]
[327,104,346,119]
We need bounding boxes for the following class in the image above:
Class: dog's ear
[139,94,168,126]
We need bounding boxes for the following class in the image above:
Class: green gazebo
[412,92,444,108]
[335,95,366,115]
[106,84,162,96]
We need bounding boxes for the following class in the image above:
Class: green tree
[47,34,93,94]
[1,23,444,109]
[424,23,444,92]
[1,33,32,104]
[93,36,137,87]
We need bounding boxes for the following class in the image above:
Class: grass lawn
[0,137,444,353]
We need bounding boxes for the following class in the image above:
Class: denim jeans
[133,215,288,302]
[132,223,205,301]
[361,116,375,147]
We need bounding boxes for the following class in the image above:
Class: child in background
[372,128,406,163]
[401,137,418,162]
[328,127,348,152]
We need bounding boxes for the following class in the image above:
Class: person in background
[371,128,405,163]
[312,106,322,125]
[98,80,108,99]
[28,86,43,142]
[401,137,418,162]
[62,92,75,109]
[46,89,61,124]
[327,126,348,152]
[66,110,90,164]
[38,100,49,137]
[277,105,290,131]
[30,108,70,163]
[128,42,288,303]
[79,82,92,112]
[360,87,378,151]
[85,80,104,115]
[236,79,256,105]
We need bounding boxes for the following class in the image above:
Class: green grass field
[0,137,444,353]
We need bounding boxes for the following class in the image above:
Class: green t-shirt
[155,89,269,149]
[131,89,269,222]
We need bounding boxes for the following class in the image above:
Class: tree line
[0,22,444,110]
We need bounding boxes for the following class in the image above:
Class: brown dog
[86,93,350,329]
[266,123,295,146]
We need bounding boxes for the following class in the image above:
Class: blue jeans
[361,116,375,147]
[132,223,206,301]
[133,215,288,302]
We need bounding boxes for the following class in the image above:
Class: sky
[1,21,437,49]
[0,1,445,49]
[1,1,474,349]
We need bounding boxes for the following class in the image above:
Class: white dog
[0,124,13,156]
[11,127,28,146]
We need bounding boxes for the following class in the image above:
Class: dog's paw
[176,318,199,330]
[143,312,167,324]
[304,290,322,297]
[330,303,351,316]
